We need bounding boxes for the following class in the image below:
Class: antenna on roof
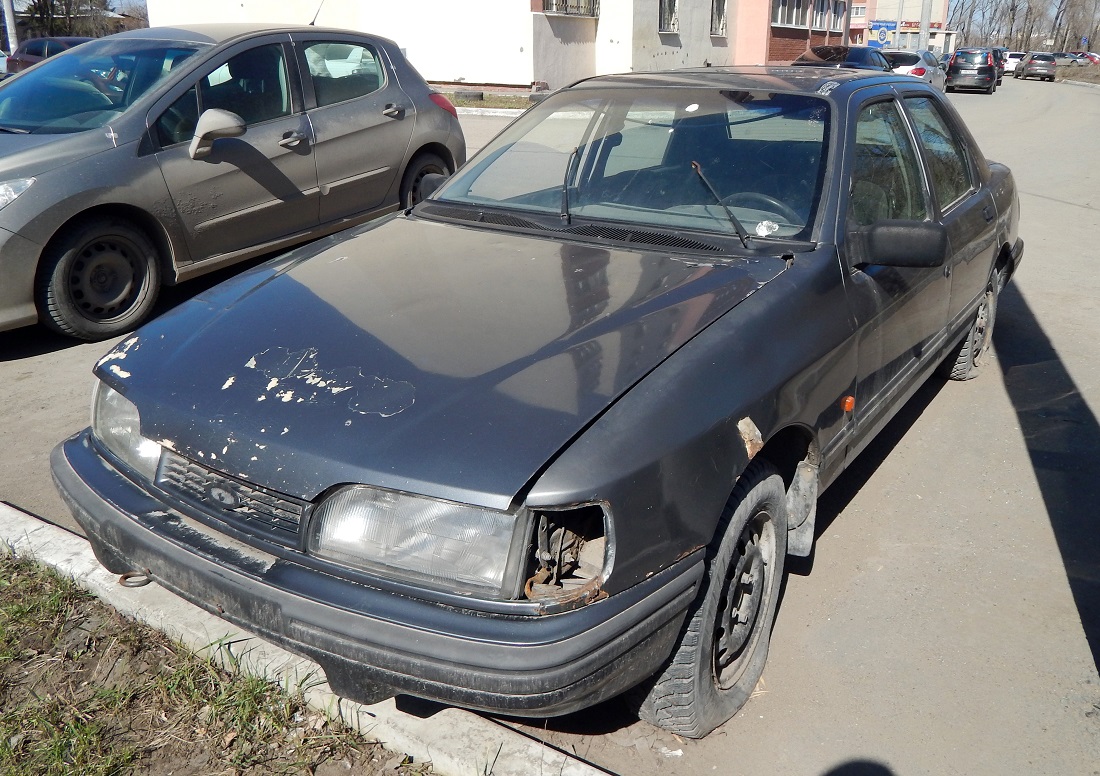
[309,0,326,26]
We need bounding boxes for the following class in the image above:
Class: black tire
[986,80,996,94]
[399,152,449,209]
[636,459,788,738]
[938,269,1000,381]
[36,217,161,341]
[945,85,954,92]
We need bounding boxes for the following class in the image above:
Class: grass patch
[0,552,432,775]
[443,92,531,110]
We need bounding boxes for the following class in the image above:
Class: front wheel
[399,152,449,209]
[36,217,161,341]
[636,459,788,738]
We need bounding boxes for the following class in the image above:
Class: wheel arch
[35,203,177,290]
[406,142,457,174]
[752,423,821,558]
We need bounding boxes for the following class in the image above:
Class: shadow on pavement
[822,760,895,776]
[993,282,1100,673]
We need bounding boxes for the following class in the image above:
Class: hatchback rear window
[1032,54,1055,62]
[885,52,921,66]
[954,51,989,65]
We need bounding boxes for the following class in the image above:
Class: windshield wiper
[691,160,752,249]
[0,125,29,134]
[561,146,579,225]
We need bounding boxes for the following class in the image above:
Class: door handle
[382,103,405,119]
[982,205,995,222]
[278,131,307,148]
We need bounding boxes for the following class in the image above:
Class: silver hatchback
[0,24,465,340]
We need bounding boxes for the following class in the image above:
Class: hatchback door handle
[982,205,995,222]
[382,103,405,119]
[279,131,307,148]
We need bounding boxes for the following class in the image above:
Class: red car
[5,36,92,73]
[1070,51,1100,64]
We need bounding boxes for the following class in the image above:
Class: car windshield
[884,52,921,66]
[0,37,207,134]
[435,87,830,241]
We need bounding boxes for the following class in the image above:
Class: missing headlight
[524,504,608,609]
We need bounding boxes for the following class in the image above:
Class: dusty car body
[0,23,464,340]
[53,68,1023,738]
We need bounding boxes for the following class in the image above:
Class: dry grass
[0,552,432,776]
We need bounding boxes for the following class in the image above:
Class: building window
[852,4,865,18]
[660,0,678,32]
[711,0,727,35]
[772,0,844,30]
[542,0,599,16]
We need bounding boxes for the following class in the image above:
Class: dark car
[5,36,92,72]
[791,44,891,71]
[991,46,1008,83]
[1014,52,1057,81]
[946,47,1000,93]
[53,67,1023,739]
[0,24,465,340]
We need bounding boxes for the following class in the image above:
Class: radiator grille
[157,452,306,542]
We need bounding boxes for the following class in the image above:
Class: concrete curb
[0,501,606,776]
[456,106,526,117]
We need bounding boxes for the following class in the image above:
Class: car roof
[107,23,373,46]
[573,65,910,96]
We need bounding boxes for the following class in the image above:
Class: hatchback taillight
[429,92,458,119]
[987,52,994,66]
[912,67,927,76]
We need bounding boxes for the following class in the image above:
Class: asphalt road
[2,84,1098,775]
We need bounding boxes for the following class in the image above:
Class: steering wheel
[721,192,802,225]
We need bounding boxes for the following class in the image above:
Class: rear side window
[22,40,46,58]
[904,97,972,210]
[303,42,384,107]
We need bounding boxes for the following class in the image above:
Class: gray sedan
[0,24,465,340]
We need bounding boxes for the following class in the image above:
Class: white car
[881,48,947,91]
[1004,51,1025,72]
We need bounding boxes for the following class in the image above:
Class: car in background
[53,66,1023,741]
[1052,51,1087,66]
[1014,52,1057,81]
[1071,51,1100,64]
[881,48,946,90]
[991,47,1008,82]
[1004,51,1025,72]
[6,36,92,73]
[0,23,465,340]
[791,45,891,71]
[946,47,1000,93]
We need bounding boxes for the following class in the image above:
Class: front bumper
[52,431,702,717]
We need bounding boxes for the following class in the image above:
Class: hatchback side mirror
[865,220,949,268]
[189,108,247,160]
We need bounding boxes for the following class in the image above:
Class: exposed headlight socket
[523,503,610,610]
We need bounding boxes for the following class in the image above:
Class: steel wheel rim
[407,163,445,207]
[714,510,775,689]
[970,285,996,367]
[68,235,144,322]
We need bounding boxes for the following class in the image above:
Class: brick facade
[768,26,842,62]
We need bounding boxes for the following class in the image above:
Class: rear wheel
[938,269,1001,381]
[636,459,787,738]
[399,152,449,209]
[36,217,161,341]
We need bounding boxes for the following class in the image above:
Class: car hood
[98,215,786,511]
[0,128,120,179]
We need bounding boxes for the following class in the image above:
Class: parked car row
[47,30,1024,742]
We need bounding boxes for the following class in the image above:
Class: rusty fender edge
[51,431,704,718]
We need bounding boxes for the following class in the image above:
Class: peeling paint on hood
[102,216,787,510]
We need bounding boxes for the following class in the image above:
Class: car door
[924,51,946,90]
[291,34,415,224]
[839,91,949,453]
[151,37,320,265]
[901,94,997,328]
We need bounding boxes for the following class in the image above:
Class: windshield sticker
[817,81,840,96]
[755,220,780,237]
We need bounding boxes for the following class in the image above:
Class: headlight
[91,382,161,481]
[0,178,34,210]
[308,485,526,597]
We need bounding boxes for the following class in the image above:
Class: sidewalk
[0,501,607,776]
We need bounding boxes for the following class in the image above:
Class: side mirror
[865,220,948,268]
[189,108,246,160]
[418,172,449,200]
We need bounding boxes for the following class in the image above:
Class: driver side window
[848,100,927,227]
